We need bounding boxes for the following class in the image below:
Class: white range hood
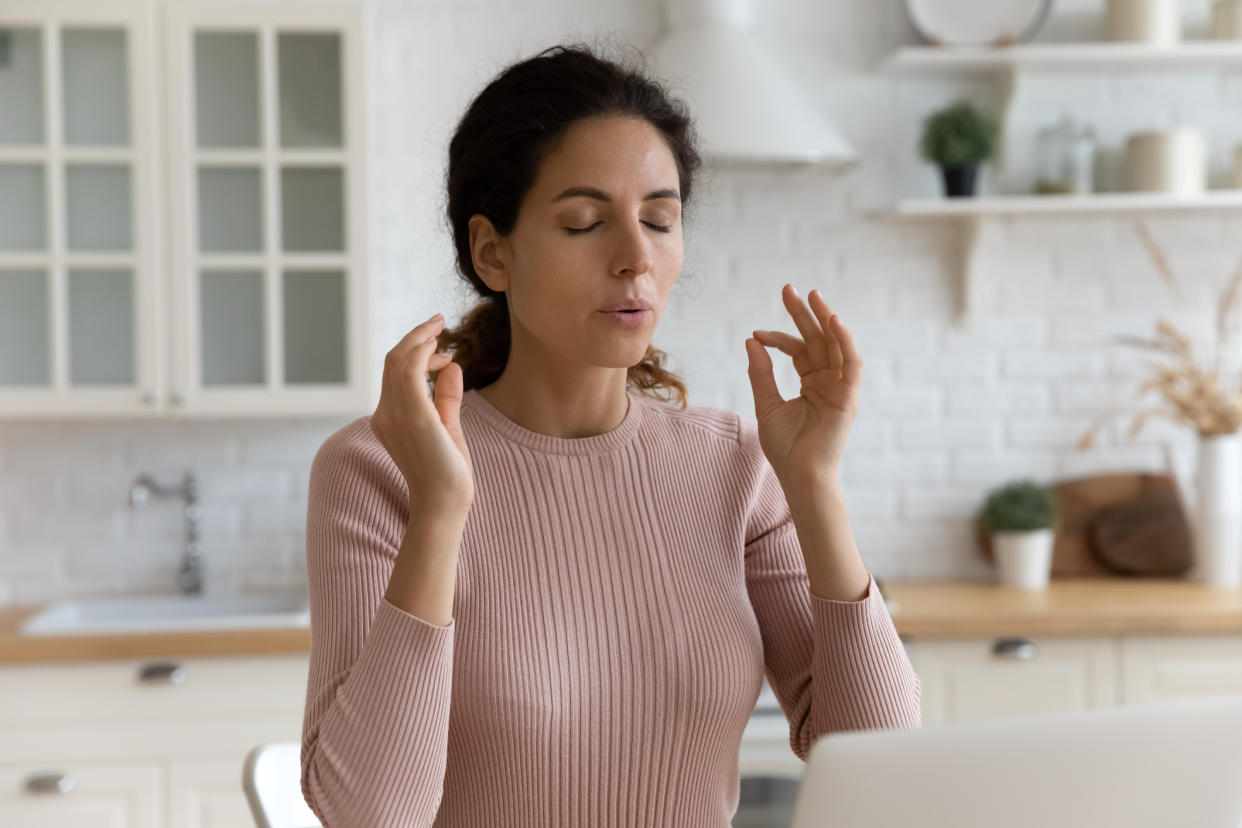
[644,0,858,168]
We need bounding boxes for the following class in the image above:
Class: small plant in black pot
[920,100,998,197]
[978,479,1060,590]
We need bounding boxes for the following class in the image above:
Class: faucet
[127,471,203,595]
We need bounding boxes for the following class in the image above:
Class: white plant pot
[992,528,1055,590]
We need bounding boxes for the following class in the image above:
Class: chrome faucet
[128,471,203,595]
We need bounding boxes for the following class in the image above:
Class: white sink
[20,592,311,636]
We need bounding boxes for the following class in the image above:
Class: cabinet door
[0,761,160,827]
[906,635,1119,724]
[1120,634,1242,704]
[0,0,162,418]
[162,2,370,418]
[167,757,256,828]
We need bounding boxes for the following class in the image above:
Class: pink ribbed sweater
[300,387,921,827]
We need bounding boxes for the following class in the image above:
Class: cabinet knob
[138,661,187,685]
[24,772,75,795]
[992,637,1039,660]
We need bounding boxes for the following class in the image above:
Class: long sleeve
[737,414,921,761]
[300,421,457,827]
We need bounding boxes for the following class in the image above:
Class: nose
[611,216,654,277]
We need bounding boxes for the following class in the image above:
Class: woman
[300,43,920,828]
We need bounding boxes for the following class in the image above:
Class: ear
[468,214,510,292]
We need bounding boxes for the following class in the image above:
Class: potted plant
[920,100,999,197]
[978,479,1060,590]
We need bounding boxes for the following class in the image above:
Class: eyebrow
[550,186,681,204]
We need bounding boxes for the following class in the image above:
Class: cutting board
[975,472,1194,577]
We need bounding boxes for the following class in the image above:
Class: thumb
[745,338,784,421]
[433,361,467,447]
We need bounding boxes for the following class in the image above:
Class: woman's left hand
[744,283,862,488]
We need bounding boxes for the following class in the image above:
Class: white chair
[241,742,322,828]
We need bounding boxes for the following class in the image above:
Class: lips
[599,298,652,312]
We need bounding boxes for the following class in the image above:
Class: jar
[1034,117,1096,195]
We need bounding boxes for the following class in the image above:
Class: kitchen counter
[2,577,1242,663]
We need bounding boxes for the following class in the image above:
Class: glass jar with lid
[1035,116,1096,195]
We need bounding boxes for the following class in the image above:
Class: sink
[19,593,311,636]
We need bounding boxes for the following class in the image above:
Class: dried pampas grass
[1077,219,1242,451]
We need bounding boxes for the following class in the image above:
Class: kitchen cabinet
[0,653,308,827]
[0,0,370,419]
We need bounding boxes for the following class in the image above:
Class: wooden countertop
[3,576,1242,664]
[881,576,1242,638]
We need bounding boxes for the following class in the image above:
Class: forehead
[531,115,680,201]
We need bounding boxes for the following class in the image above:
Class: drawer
[0,760,161,828]
[1120,634,1242,704]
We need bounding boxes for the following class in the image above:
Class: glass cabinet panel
[0,27,44,144]
[194,31,260,148]
[62,28,129,146]
[0,164,47,250]
[65,164,132,251]
[0,269,50,384]
[198,166,262,252]
[277,32,341,148]
[283,269,345,384]
[200,269,265,385]
[280,166,343,251]
[68,268,134,384]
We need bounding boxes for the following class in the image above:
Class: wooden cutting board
[975,472,1194,577]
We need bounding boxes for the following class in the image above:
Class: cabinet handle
[24,772,75,795]
[992,637,1039,660]
[142,392,157,406]
[138,661,187,684]
[170,392,185,407]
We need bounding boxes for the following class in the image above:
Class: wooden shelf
[882,41,1242,75]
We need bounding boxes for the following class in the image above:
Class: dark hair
[430,42,702,409]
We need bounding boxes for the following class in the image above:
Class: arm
[300,425,464,826]
[738,415,921,762]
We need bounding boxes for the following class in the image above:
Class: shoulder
[309,415,406,500]
[635,393,763,463]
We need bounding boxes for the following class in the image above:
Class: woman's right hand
[370,313,475,518]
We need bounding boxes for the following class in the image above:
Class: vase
[1190,433,1242,588]
[940,163,979,197]
[991,528,1055,590]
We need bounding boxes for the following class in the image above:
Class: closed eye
[565,221,672,235]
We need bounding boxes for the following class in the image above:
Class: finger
[781,284,830,367]
[752,329,814,376]
[828,313,863,386]
[745,337,784,421]
[389,313,446,360]
[808,289,843,372]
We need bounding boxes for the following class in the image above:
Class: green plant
[979,479,1059,532]
[920,101,999,167]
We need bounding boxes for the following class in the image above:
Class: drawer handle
[24,772,75,795]
[138,661,187,685]
[992,637,1039,660]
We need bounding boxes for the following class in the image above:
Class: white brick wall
[0,0,1234,603]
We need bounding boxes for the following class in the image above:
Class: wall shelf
[881,41,1242,76]
[886,190,1242,326]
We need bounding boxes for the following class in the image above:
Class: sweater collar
[461,388,645,456]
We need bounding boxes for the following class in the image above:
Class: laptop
[789,694,1242,828]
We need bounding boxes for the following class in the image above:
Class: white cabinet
[907,631,1242,725]
[0,762,161,828]
[1120,634,1242,704]
[0,653,309,827]
[0,0,370,419]
[907,635,1119,725]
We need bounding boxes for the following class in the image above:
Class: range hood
[644,0,858,168]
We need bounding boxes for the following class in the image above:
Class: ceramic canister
[1211,0,1242,39]
[1124,127,1207,194]
[1106,0,1181,44]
